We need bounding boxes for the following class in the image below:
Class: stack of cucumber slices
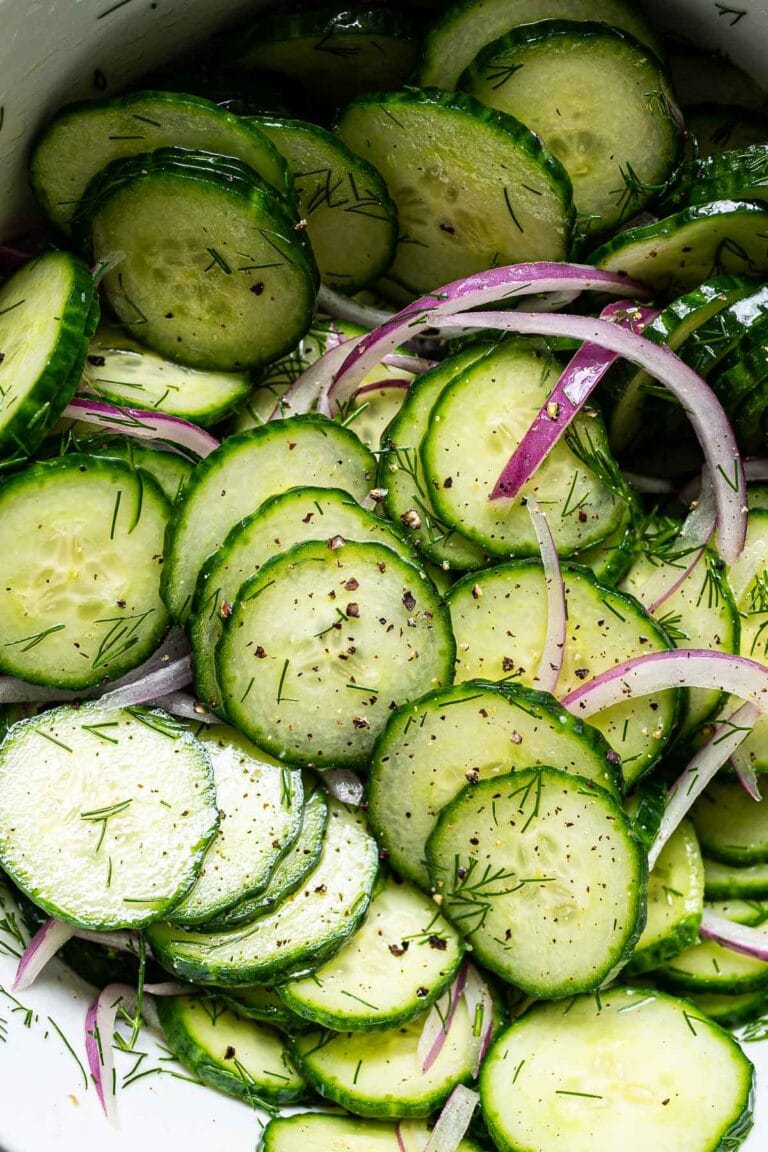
[4,1,768,1150]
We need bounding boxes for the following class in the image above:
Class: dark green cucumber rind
[627,778,667,853]
[0,455,171,689]
[77,436,193,505]
[30,89,291,229]
[589,200,768,298]
[426,768,647,997]
[215,987,310,1033]
[217,538,456,768]
[625,911,701,976]
[255,116,398,293]
[202,786,329,931]
[0,252,98,464]
[162,415,377,622]
[367,678,621,890]
[155,996,306,1105]
[705,858,768,901]
[681,285,768,379]
[690,987,768,1029]
[667,145,768,211]
[570,500,637,587]
[691,780,768,867]
[658,953,768,996]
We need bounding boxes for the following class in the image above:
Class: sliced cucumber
[380,346,492,571]
[625,820,704,975]
[569,500,637,587]
[146,799,378,986]
[221,7,419,112]
[75,148,317,374]
[0,703,217,930]
[278,876,464,1031]
[255,117,397,293]
[82,326,252,427]
[216,986,307,1033]
[77,435,192,505]
[481,987,754,1152]
[217,538,454,769]
[0,454,170,689]
[686,105,768,159]
[262,1114,482,1152]
[291,995,476,1119]
[671,145,768,212]
[190,485,414,710]
[423,340,622,556]
[707,899,768,927]
[447,561,679,787]
[690,986,768,1029]
[0,252,97,466]
[31,90,288,231]
[155,996,305,1105]
[722,510,768,772]
[168,726,303,925]
[659,931,768,995]
[461,21,679,236]
[368,680,620,891]
[427,768,646,996]
[416,0,661,89]
[203,784,329,930]
[163,416,376,622]
[336,89,572,298]
[681,284,768,379]
[590,199,768,298]
[705,857,768,901]
[691,778,768,867]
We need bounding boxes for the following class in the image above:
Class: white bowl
[0,2,766,1149]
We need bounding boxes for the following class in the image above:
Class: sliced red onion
[382,352,435,375]
[317,285,395,329]
[72,928,147,955]
[699,909,768,962]
[731,740,763,802]
[424,1085,481,1152]
[98,654,192,709]
[323,768,365,807]
[462,964,495,1078]
[275,337,360,419]
[152,692,221,725]
[13,918,75,992]
[648,701,759,869]
[63,397,219,460]
[491,302,656,501]
[86,980,187,1121]
[395,1123,408,1152]
[91,250,125,285]
[526,498,566,695]
[563,650,768,719]
[350,378,412,404]
[640,472,717,614]
[418,963,468,1073]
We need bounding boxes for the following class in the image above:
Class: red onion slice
[317,285,395,329]
[699,910,768,962]
[13,918,75,992]
[395,1123,408,1152]
[527,498,566,695]
[350,378,412,405]
[275,338,357,419]
[731,740,763,802]
[91,251,125,285]
[98,654,192,709]
[323,769,365,807]
[417,963,468,1073]
[152,692,220,725]
[648,700,759,868]
[491,302,656,501]
[424,1084,481,1152]
[63,397,219,460]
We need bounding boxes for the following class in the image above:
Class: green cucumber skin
[216,990,310,1034]
[705,860,768,901]
[667,145,768,211]
[624,912,702,977]
[659,963,768,997]
[0,252,98,467]
[155,997,307,1106]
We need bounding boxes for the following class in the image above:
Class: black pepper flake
[606,750,621,765]
[328,535,345,550]
[224,1046,236,1060]
[87,354,106,367]
[465,769,480,784]
[302,512,314,524]
[443,477,453,488]
[345,578,359,591]
[457,866,467,880]
[574,667,590,680]
[402,590,416,611]
[578,509,587,523]
[388,941,409,957]
[314,884,327,894]
[416,987,429,998]
[428,935,447,951]
[254,646,267,658]
[116,598,127,608]
[250,282,265,295]
[502,656,515,672]
[219,600,233,619]
[347,602,360,618]
[352,716,369,729]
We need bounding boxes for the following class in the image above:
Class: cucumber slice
[707,899,768,928]
[190,485,415,710]
[262,1114,483,1152]
[146,799,378,986]
[0,454,170,689]
[216,986,308,1033]
[590,199,768,298]
[681,284,768,379]
[626,777,667,852]
[82,326,252,427]
[74,148,317,374]
[460,21,679,236]
[426,768,646,996]
[0,252,97,466]
[255,117,397,293]
[447,561,679,788]
[734,384,768,454]
[481,987,754,1152]
[168,726,303,926]
[671,145,768,211]
[625,820,704,975]
[0,703,217,931]
[163,416,376,622]
[423,340,622,557]
[291,995,476,1119]
[705,857,768,901]
[221,6,419,112]
[416,0,661,89]
[690,986,768,1029]
[336,89,572,298]
[79,435,193,504]
[278,876,464,1031]
[31,90,289,231]
[203,784,329,930]
[380,347,492,571]
[685,105,768,159]
[155,996,305,1105]
[217,538,455,768]
[368,680,620,891]
[569,501,637,587]
[691,778,768,867]
[659,930,768,995]
[343,381,409,454]
[620,546,739,742]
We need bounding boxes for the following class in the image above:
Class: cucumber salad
[4,1,768,1150]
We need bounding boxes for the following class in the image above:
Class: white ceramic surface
[0,0,767,1149]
